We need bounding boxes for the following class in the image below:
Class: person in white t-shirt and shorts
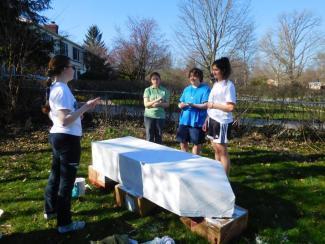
[203,57,236,175]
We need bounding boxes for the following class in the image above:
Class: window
[60,41,68,56]
[75,70,81,80]
[73,47,80,61]
[52,40,60,54]
[41,33,53,42]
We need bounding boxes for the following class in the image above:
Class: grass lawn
[235,102,325,122]
[0,125,324,243]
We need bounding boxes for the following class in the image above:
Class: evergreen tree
[82,25,112,80]
[0,0,53,122]
[84,25,106,54]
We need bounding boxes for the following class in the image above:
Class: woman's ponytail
[41,55,70,115]
[41,77,53,114]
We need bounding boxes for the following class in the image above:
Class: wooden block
[114,184,157,217]
[180,206,248,244]
[180,216,204,228]
[88,165,117,190]
[114,184,125,207]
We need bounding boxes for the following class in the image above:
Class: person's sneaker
[44,212,57,220]
[58,221,85,234]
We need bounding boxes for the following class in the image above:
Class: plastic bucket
[72,177,85,198]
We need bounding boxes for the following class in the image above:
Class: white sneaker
[58,221,85,234]
[44,212,57,220]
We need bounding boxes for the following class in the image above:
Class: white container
[73,177,85,197]
[125,194,136,212]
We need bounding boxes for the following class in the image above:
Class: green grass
[235,102,325,122]
[0,126,324,243]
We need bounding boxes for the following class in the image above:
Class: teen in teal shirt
[143,72,170,144]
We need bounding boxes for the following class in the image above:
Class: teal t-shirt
[143,85,170,119]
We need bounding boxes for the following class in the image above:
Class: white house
[308,80,325,90]
[40,22,86,79]
[0,21,86,80]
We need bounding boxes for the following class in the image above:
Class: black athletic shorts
[207,118,232,144]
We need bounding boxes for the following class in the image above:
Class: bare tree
[176,0,255,74]
[112,17,171,80]
[231,23,256,85]
[260,10,324,83]
[314,52,325,81]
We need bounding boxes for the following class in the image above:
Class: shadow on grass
[0,180,302,244]
[0,195,44,205]
[232,182,299,241]
[232,164,325,183]
[0,182,210,244]
[0,140,90,157]
[0,209,194,244]
[0,175,49,184]
[0,148,52,156]
[231,149,325,165]
[0,215,132,244]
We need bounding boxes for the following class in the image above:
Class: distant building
[1,21,86,80]
[266,79,279,87]
[41,22,86,79]
[309,80,325,90]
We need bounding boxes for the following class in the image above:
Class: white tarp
[91,136,235,217]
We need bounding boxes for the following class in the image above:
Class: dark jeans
[144,116,165,144]
[45,133,81,226]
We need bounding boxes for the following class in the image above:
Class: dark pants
[45,133,81,226]
[144,116,165,144]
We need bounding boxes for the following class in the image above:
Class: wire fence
[72,89,325,130]
[13,87,325,132]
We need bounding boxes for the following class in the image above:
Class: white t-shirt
[49,82,82,136]
[207,80,236,124]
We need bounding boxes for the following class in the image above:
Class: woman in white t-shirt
[42,55,100,234]
[203,57,236,175]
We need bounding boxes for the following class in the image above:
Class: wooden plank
[180,206,248,244]
[88,165,117,190]
[114,184,158,217]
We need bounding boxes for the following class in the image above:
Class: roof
[37,24,85,50]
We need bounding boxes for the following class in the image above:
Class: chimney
[44,21,59,34]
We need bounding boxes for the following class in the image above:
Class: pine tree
[84,25,106,52]
[82,25,112,80]
[0,0,53,121]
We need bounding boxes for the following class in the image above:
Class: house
[0,21,86,80]
[41,22,86,79]
[308,80,325,90]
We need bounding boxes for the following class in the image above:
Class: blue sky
[43,0,325,57]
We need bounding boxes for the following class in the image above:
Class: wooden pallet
[180,206,248,244]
